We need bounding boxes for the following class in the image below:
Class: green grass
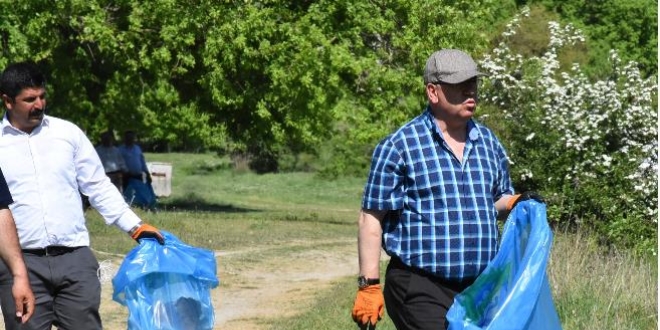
[267,260,397,330]
[87,152,658,329]
[550,233,658,330]
[268,234,659,330]
[88,152,364,254]
[147,152,364,214]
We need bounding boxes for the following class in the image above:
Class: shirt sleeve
[362,138,406,211]
[494,139,515,199]
[74,129,141,232]
[0,167,13,207]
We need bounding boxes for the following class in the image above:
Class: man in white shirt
[0,61,165,330]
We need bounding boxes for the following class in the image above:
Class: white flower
[477,8,658,228]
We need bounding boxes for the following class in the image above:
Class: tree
[0,0,516,169]
[537,0,657,77]
[479,7,657,255]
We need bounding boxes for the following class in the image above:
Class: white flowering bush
[478,8,658,255]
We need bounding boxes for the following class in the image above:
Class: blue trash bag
[112,231,220,330]
[123,178,158,210]
[447,200,562,330]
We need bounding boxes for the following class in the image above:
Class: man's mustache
[28,108,45,118]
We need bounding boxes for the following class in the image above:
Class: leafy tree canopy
[0,0,516,167]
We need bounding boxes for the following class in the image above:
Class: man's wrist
[12,271,29,281]
[358,276,380,288]
[128,222,142,236]
[506,194,521,211]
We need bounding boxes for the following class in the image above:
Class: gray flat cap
[423,49,485,84]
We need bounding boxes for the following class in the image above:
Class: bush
[478,7,658,256]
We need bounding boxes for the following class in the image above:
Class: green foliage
[479,7,658,255]
[0,0,518,169]
[0,1,654,174]
[492,4,591,74]
[317,0,518,177]
[0,0,226,150]
[535,0,657,77]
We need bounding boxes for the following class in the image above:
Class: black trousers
[0,246,102,330]
[384,258,474,330]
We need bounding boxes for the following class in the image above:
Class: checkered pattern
[362,108,514,280]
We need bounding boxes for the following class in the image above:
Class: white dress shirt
[0,115,142,249]
[95,145,128,173]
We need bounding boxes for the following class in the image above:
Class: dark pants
[384,258,474,330]
[0,246,102,330]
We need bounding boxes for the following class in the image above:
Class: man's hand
[12,275,34,323]
[352,284,384,328]
[507,191,545,211]
[130,224,165,244]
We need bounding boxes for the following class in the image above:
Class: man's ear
[426,83,440,103]
[1,94,12,110]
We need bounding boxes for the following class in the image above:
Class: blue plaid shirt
[362,107,513,280]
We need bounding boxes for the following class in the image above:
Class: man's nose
[35,97,46,109]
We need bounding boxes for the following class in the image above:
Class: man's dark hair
[0,61,46,100]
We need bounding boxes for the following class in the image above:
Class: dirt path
[99,238,365,329]
[214,239,360,329]
[0,239,374,329]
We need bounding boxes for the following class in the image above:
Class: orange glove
[352,284,384,328]
[506,191,545,211]
[130,224,165,244]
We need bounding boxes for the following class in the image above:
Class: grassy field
[86,152,657,330]
[88,152,364,255]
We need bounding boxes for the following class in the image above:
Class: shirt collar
[423,105,480,142]
[1,112,50,135]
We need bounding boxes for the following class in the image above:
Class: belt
[388,257,476,292]
[22,246,82,256]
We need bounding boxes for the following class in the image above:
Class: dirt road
[213,239,359,329]
[103,239,363,329]
[0,239,367,329]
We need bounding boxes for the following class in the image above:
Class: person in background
[118,130,158,211]
[0,168,35,325]
[0,61,165,330]
[351,49,542,329]
[95,129,128,192]
[119,130,151,186]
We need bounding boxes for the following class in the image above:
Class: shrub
[478,7,658,255]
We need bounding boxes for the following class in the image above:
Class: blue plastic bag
[112,231,219,330]
[447,200,562,330]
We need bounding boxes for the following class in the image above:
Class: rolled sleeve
[76,131,142,232]
[362,139,405,211]
[494,141,514,199]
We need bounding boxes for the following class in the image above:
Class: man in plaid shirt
[351,49,540,330]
